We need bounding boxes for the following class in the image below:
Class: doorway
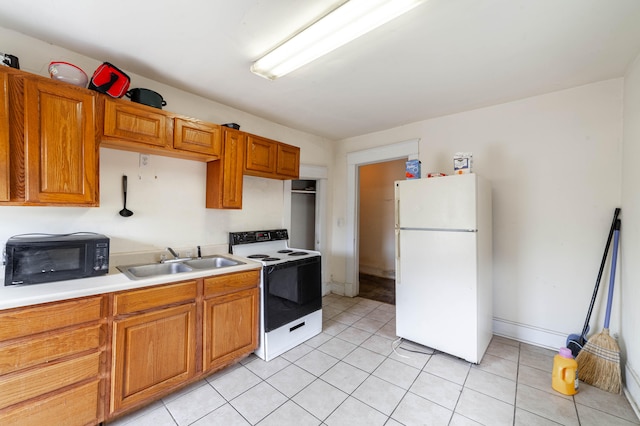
[358,159,406,304]
[290,179,316,250]
[344,139,419,297]
[284,164,328,294]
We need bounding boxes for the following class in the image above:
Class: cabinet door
[206,128,245,209]
[0,70,9,201]
[276,143,300,178]
[174,117,221,157]
[103,98,170,148]
[111,303,196,413]
[203,288,258,371]
[245,134,277,175]
[23,78,98,205]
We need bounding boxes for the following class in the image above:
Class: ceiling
[1,0,640,140]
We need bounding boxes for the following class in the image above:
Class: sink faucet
[161,247,192,263]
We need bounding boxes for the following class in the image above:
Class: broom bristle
[575,329,622,394]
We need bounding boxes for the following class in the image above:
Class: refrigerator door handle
[395,228,400,284]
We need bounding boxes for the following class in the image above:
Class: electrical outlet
[139,154,150,167]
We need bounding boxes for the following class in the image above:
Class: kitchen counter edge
[0,255,262,310]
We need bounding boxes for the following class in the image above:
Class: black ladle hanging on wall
[119,175,133,217]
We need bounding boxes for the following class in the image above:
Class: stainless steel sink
[118,262,193,279]
[184,255,242,269]
[117,255,244,280]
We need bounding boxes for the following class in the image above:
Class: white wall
[0,28,333,260]
[359,159,406,277]
[622,52,640,412]
[332,79,624,351]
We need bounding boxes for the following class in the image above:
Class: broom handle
[581,208,621,336]
[604,219,621,329]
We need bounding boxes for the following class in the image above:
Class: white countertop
[0,253,262,310]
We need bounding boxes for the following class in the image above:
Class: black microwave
[4,233,110,286]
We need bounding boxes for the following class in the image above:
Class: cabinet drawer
[0,378,101,426]
[113,280,197,315]
[0,351,100,410]
[0,324,101,375]
[204,270,260,297]
[0,296,103,341]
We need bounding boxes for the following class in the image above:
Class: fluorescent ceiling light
[251,0,425,80]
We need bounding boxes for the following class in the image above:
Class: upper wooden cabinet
[4,71,99,206]
[277,143,301,178]
[174,117,222,157]
[206,127,245,209]
[100,97,171,149]
[245,134,277,175]
[0,70,9,202]
[99,97,221,161]
[244,134,299,179]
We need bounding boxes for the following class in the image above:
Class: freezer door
[395,174,477,230]
[395,229,480,362]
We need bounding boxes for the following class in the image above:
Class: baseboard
[359,265,395,279]
[492,317,568,350]
[494,317,640,413]
[625,362,640,420]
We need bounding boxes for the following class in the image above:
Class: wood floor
[358,273,395,305]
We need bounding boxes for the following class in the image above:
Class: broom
[576,218,622,394]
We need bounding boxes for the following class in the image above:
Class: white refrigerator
[395,173,492,363]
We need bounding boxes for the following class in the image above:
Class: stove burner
[263,257,281,262]
[289,251,308,256]
[277,249,293,253]
[248,254,269,259]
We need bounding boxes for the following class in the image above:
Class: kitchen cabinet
[0,266,260,423]
[174,117,222,157]
[0,296,106,426]
[206,127,245,209]
[276,142,301,178]
[100,97,221,161]
[244,134,300,179]
[110,280,197,414]
[0,70,9,201]
[203,270,260,371]
[101,97,171,149]
[4,71,99,206]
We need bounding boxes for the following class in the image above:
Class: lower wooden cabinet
[0,296,105,426]
[111,302,197,413]
[0,269,260,423]
[109,271,259,419]
[204,288,259,371]
[203,270,260,372]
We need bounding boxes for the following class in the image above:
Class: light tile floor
[109,294,640,426]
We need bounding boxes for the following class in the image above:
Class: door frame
[345,139,419,297]
[284,164,329,293]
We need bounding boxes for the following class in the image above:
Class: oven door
[263,256,321,332]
